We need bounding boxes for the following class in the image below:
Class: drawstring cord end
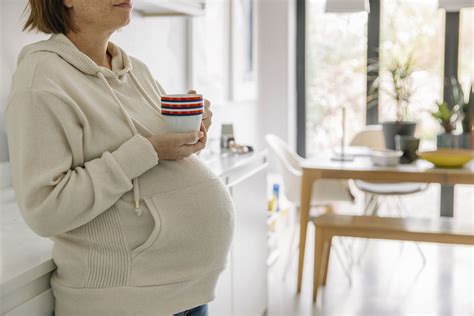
[134,200,143,216]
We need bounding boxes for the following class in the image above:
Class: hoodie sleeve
[5,90,159,237]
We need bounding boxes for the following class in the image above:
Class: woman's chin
[111,17,131,32]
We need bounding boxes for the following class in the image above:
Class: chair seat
[354,180,428,195]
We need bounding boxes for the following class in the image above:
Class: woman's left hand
[187,89,212,132]
[197,121,208,147]
[202,98,212,131]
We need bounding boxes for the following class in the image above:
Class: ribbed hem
[50,267,224,316]
[111,134,159,181]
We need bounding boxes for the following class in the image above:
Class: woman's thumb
[187,89,197,94]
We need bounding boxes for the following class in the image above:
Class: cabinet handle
[226,163,268,188]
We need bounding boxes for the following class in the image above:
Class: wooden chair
[311,214,474,302]
[350,125,429,264]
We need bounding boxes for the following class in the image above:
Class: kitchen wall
[258,0,296,150]
[0,0,295,174]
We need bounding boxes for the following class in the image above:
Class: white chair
[265,134,355,281]
[349,125,428,264]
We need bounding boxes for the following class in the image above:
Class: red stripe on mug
[161,109,204,115]
[161,103,204,108]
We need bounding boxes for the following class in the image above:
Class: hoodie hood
[17,33,164,216]
[17,33,133,78]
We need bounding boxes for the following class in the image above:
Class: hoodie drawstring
[129,72,163,118]
[97,71,147,216]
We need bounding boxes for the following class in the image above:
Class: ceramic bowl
[370,149,403,167]
[418,149,474,168]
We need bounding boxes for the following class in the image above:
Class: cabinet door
[228,164,268,316]
[5,289,54,316]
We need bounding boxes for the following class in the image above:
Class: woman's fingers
[179,138,206,157]
[186,89,212,132]
[202,110,212,120]
[198,122,208,144]
[202,110,212,130]
[176,131,203,146]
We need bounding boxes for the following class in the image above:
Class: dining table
[296,153,474,293]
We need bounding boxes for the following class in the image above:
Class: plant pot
[437,133,471,149]
[395,135,420,164]
[382,121,417,150]
[460,133,472,149]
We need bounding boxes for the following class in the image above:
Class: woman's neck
[66,30,112,69]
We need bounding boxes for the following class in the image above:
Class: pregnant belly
[128,176,235,286]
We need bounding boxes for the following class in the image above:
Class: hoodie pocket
[130,198,163,259]
[129,177,235,286]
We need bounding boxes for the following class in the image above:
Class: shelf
[266,249,280,267]
[133,0,206,17]
[266,212,280,225]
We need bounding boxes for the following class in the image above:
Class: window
[379,0,445,141]
[306,0,368,156]
[459,8,473,96]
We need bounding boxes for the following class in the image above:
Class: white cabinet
[209,152,269,316]
[229,163,268,316]
[4,290,54,316]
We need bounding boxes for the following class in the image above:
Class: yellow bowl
[418,149,474,168]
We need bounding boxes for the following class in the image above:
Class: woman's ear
[63,0,73,8]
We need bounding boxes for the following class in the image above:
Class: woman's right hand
[146,131,205,160]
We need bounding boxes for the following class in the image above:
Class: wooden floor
[266,184,474,316]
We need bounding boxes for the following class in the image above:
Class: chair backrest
[265,134,303,203]
[350,125,385,150]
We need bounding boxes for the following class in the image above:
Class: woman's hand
[146,131,205,160]
[187,89,212,132]
[197,121,208,146]
[194,122,208,156]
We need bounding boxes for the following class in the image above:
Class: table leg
[440,184,454,217]
[297,171,315,293]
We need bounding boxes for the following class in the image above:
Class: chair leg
[330,238,353,286]
[313,228,326,303]
[413,241,427,266]
[336,237,356,268]
[321,236,332,285]
[355,195,380,266]
[396,197,427,266]
[363,194,377,215]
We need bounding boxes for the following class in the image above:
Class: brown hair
[23,0,77,34]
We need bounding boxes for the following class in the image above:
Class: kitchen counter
[0,149,268,314]
[1,187,56,296]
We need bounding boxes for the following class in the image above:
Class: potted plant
[431,101,462,148]
[367,54,418,149]
[433,77,473,149]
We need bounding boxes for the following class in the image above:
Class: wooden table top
[300,155,474,185]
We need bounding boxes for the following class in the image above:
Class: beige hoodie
[5,33,235,315]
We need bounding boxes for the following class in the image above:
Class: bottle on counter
[272,184,280,212]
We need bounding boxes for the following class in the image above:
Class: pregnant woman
[5,1,235,315]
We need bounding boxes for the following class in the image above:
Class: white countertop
[0,150,267,295]
[1,187,56,295]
